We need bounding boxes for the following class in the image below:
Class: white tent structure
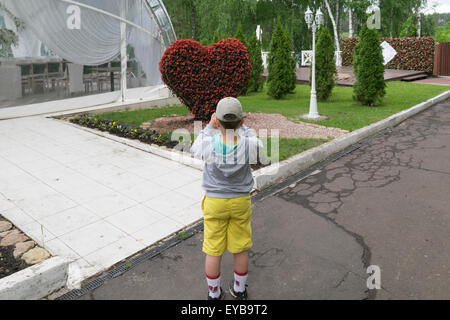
[2,0,176,102]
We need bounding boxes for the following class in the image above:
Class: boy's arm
[190,113,220,160]
[190,124,215,160]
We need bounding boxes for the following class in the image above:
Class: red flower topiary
[159,38,252,121]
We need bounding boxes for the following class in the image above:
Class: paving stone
[0,232,29,247]
[0,229,20,238]
[21,247,51,265]
[13,240,36,259]
[0,221,12,232]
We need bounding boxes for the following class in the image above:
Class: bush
[246,34,265,93]
[267,19,296,99]
[342,36,435,73]
[283,27,297,94]
[353,25,386,106]
[159,38,251,121]
[311,27,336,101]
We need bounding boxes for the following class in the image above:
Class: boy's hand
[209,113,220,129]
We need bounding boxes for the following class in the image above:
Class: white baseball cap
[216,97,246,122]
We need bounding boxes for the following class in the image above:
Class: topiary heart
[159,38,252,121]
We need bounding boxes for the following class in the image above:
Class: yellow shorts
[202,195,253,257]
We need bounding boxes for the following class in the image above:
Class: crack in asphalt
[272,100,450,300]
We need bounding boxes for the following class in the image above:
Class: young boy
[190,97,263,300]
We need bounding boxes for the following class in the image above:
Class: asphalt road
[75,99,450,300]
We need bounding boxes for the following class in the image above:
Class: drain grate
[56,222,204,300]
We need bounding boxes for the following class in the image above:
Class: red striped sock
[234,270,248,293]
[206,273,221,298]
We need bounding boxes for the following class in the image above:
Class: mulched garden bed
[0,215,51,280]
[0,245,29,280]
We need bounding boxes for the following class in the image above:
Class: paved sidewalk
[74,99,450,300]
[0,116,203,287]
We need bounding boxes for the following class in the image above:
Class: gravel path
[142,113,348,140]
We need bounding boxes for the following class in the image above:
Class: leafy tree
[246,33,265,93]
[312,27,336,101]
[353,24,386,106]
[267,18,293,99]
[435,21,450,43]
[399,16,418,37]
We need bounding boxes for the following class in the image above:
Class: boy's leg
[233,251,249,293]
[205,254,222,299]
[205,254,222,278]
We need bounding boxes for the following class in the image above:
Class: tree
[435,21,450,43]
[353,24,386,106]
[324,0,342,65]
[267,19,293,99]
[235,23,247,48]
[399,16,418,37]
[313,27,336,101]
[246,33,265,93]
[282,25,297,94]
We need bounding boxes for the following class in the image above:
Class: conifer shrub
[353,25,386,106]
[312,27,336,101]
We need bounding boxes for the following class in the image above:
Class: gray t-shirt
[190,124,263,199]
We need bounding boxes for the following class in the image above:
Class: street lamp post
[303,7,325,120]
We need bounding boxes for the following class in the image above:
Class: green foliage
[200,37,210,46]
[246,34,265,93]
[283,26,297,94]
[267,18,296,99]
[399,16,418,37]
[353,25,386,106]
[435,22,450,43]
[234,23,247,48]
[213,30,220,44]
[312,27,336,101]
[267,18,290,99]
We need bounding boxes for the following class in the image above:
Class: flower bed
[70,114,184,149]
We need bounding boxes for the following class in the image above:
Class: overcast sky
[424,0,450,14]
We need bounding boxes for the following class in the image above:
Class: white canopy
[3,0,176,91]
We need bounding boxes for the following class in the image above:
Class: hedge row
[342,37,435,72]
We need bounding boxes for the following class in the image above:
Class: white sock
[234,271,248,293]
[206,274,221,298]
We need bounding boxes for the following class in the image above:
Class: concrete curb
[49,96,182,119]
[0,257,70,300]
[252,90,450,191]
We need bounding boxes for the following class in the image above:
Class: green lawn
[97,82,448,132]
[239,81,449,131]
[92,81,447,162]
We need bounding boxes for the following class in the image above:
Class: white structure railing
[261,50,342,69]
[261,51,301,69]
[301,50,342,67]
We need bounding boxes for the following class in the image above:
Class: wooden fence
[434,42,450,76]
